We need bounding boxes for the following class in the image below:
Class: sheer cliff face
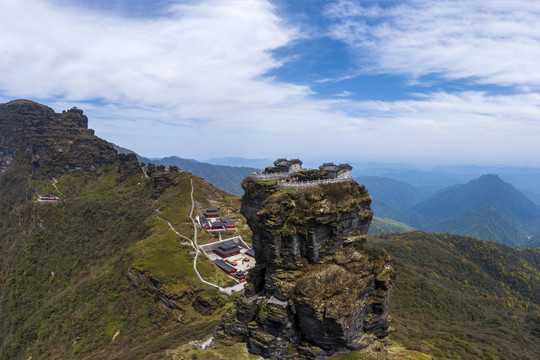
[0,99,139,177]
[216,179,396,358]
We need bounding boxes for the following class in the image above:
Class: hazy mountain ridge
[370,199,427,229]
[412,174,540,226]
[205,156,269,169]
[427,206,529,246]
[353,163,540,195]
[114,147,256,195]
[355,176,430,208]
[360,172,540,246]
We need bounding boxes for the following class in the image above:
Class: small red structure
[214,240,241,258]
[38,194,59,202]
[199,217,211,231]
[210,220,225,231]
[214,259,237,274]
[222,217,236,229]
[213,260,246,282]
[233,271,246,282]
[200,208,236,232]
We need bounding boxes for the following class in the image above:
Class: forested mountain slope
[369,231,540,360]
[426,206,529,246]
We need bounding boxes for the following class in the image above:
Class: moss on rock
[216,176,396,358]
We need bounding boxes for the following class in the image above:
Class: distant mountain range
[370,199,427,229]
[352,162,540,197]
[426,206,529,246]
[149,157,256,196]
[412,174,540,226]
[356,176,430,208]
[114,146,256,195]
[357,174,540,247]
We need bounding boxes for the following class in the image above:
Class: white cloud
[1,0,540,166]
[326,0,540,88]
[0,0,305,107]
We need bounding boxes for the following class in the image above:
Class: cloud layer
[1,0,540,165]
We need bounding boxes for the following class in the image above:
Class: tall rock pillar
[215,178,395,359]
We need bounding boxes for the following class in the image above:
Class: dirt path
[52,177,64,196]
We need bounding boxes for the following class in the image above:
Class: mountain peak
[216,178,393,357]
[0,99,56,119]
[0,99,139,177]
[478,173,501,180]
[476,173,504,184]
[413,173,540,230]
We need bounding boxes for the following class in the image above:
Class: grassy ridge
[369,217,413,235]
[369,231,540,360]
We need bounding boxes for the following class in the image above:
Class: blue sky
[1,0,540,166]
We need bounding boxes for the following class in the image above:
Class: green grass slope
[0,162,249,359]
[371,199,427,229]
[369,231,540,360]
[369,217,413,235]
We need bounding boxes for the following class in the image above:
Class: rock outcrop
[0,99,140,177]
[215,178,395,358]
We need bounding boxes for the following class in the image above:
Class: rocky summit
[215,176,395,358]
[0,99,139,177]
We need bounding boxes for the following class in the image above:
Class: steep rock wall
[215,178,395,359]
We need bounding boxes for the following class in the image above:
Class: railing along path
[277,176,352,189]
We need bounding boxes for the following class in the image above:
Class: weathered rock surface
[0,99,140,177]
[215,178,395,359]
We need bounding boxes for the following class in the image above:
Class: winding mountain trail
[52,177,64,196]
[158,216,194,247]
[159,175,244,295]
[188,177,224,291]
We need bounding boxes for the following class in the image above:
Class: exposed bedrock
[215,178,395,359]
